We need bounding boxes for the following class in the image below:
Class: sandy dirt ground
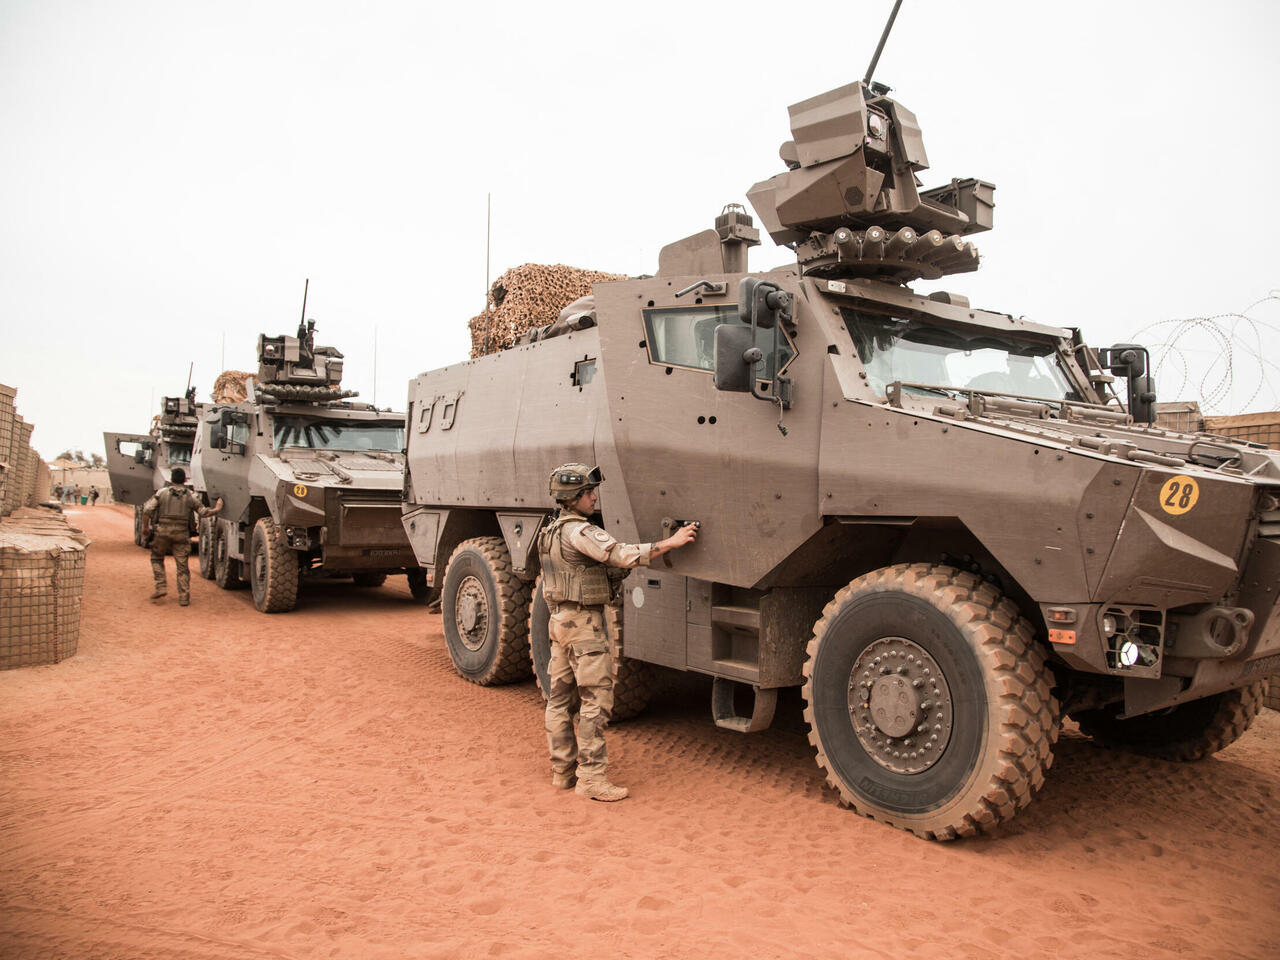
[2,504,1278,959]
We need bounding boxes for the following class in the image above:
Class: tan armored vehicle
[104,390,202,545]
[192,319,424,612]
[400,78,1279,839]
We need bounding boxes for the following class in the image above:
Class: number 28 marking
[1159,475,1200,515]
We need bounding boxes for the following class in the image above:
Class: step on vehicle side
[400,77,1280,839]
[192,318,428,612]
[103,390,203,546]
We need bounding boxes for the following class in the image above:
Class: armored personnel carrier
[104,389,202,545]
[400,77,1279,839]
[192,319,425,613]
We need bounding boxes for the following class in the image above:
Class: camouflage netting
[213,370,254,403]
[467,264,628,359]
[0,508,89,670]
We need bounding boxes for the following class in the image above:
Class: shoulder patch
[592,530,612,542]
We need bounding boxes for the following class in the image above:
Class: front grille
[337,497,406,548]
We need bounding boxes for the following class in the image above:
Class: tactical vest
[153,486,191,530]
[537,514,613,606]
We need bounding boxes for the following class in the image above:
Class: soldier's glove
[606,566,631,601]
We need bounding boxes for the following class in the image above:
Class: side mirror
[738,277,792,330]
[1098,343,1157,424]
[1130,374,1157,425]
[713,324,759,392]
[133,449,147,464]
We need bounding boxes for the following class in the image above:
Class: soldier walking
[537,463,698,801]
[142,468,223,607]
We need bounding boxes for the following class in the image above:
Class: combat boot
[150,587,167,601]
[551,771,577,790]
[178,597,190,607]
[575,778,629,802]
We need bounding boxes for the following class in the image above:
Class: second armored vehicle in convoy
[192,319,425,612]
[399,69,1280,841]
[104,389,202,545]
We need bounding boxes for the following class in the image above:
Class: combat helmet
[548,463,604,502]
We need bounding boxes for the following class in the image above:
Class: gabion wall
[0,384,88,670]
[0,510,88,669]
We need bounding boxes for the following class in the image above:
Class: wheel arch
[758,516,1045,640]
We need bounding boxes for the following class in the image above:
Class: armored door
[102,432,157,505]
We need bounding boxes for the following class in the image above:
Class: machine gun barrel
[863,0,904,85]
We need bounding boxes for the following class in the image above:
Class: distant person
[54,483,63,502]
[142,468,223,607]
[89,486,100,506]
[537,463,698,801]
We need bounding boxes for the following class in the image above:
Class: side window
[118,440,153,464]
[642,305,795,379]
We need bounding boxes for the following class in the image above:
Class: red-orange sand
[2,504,1278,959]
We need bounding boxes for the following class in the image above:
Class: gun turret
[255,322,357,403]
[746,81,995,283]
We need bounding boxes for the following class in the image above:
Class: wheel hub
[849,636,954,775]
[455,575,488,650]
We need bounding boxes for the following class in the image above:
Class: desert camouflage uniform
[143,484,216,603]
[541,515,652,785]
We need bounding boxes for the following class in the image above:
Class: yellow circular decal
[1159,475,1199,515]
[293,484,308,498]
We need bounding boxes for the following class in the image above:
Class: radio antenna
[483,193,492,356]
[864,0,904,86]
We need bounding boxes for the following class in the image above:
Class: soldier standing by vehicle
[142,467,223,606]
[538,463,698,801]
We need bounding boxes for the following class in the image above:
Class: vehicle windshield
[841,308,1080,402]
[166,443,192,465]
[273,416,404,452]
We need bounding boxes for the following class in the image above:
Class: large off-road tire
[803,563,1059,841]
[529,575,655,722]
[1072,682,1264,761]
[214,520,247,590]
[407,569,438,605]
[352,572,387,588]
[441,537,531,685]
[197,517,216,580]
[133,505,145,547]
[249,517,300,613]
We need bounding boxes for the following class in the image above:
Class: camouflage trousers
[151,531,192,601]
[545,602,615,784]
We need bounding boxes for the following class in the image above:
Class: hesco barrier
[0,508,89,670]
[0,384,17,513]
[1204,411,1280,449]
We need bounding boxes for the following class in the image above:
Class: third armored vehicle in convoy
[399,77,1280,839]
[192,319,425,612]
[104,390,202,545]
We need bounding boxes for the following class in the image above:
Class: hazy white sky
[2,0,1278,457]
